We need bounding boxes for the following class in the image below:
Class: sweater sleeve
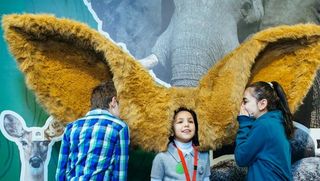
[204,151,211,180]
[234,116,268,167]
[150,153,165,180]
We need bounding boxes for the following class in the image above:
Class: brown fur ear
[4,14,320,152]
[2,14,170,151]
[2,14,113,123]
[2,14,157,125]
[197,24,320,151]
[249,26,320,113]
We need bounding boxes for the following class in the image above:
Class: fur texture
[3,14,320,151]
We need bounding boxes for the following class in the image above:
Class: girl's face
[242,87,267,118]
[173,111,196,143]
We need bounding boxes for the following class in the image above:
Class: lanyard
[173,143,198,181]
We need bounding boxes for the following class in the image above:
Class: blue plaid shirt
[55,109,130,181]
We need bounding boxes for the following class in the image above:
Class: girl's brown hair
[247,81,294,138]
[169,107,200,146]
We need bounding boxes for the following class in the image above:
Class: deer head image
[0,110,64,181]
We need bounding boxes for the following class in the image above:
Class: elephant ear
[198,24,320,149]
[2,14,156,124]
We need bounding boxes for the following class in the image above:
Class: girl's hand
[239,103,249,116]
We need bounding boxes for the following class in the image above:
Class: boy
[56,81,129,180]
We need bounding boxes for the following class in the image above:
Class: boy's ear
[258,99,268,111]
[109,96,117,108]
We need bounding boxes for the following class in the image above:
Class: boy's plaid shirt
[55,109,130,181]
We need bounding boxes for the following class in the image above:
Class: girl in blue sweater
[235,81,294,181]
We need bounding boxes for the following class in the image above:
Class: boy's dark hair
[247,81,294,138]
[169,107,200,146]
[90,81,117,110]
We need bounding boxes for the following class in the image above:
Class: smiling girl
[235,81,294,181]
[151,107,210,181]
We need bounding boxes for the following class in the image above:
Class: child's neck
[174,139,193,153]
[256,109,268,119]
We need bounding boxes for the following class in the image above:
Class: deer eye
[21,140,28,146]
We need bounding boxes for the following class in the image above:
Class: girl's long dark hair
[247,81,294,138]
[169,107,200,146]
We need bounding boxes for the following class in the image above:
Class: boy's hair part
[90,81,117,110]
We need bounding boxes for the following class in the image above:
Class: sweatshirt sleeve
[234,116,269,167]
[151,153,165,180]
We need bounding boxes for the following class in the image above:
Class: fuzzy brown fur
[3,14,320,151]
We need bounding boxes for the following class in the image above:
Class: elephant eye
[242,2,252,11]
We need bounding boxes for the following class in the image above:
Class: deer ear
[43,116,64,140]
[0,110,27,139]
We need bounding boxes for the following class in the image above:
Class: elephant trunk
[171,49,215,87]
[170,36,238,87]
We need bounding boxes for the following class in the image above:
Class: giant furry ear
[2,14,110,123]
[1,14,156,124]
[198,24,320,150]
[2,14,173,152]
[3,14,320,152]
[248,26,320,113]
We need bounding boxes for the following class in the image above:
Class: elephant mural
[259,0,320,30]
[84,0,264,86]
[140,0,264,86]
[84,0,164,59]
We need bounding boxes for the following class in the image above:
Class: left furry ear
[2,14,157,124]
[2,14,113,123]
[2,14,170,152]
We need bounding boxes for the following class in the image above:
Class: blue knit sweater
[235,110,292,181]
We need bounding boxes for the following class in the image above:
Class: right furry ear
[198,24,320,149]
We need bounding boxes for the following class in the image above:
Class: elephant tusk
[138,54,159,69]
